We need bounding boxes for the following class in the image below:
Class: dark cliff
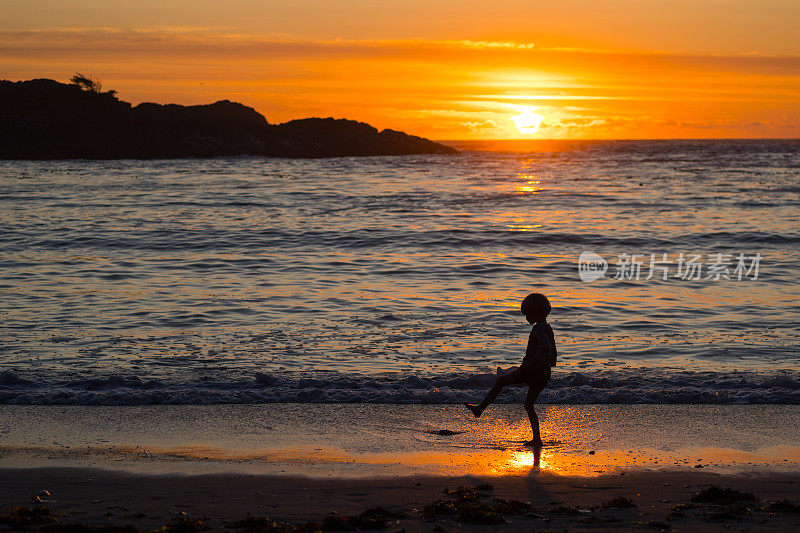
[0,79,457,159]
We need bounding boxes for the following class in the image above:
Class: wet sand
[2,404,800,477]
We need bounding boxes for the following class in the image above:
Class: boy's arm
[547,324,557,366]
[524,327,538,360]
[526,325,554,365]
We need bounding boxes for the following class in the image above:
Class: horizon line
[435,137,800,142]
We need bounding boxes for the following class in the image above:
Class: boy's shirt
[524,321,557,367]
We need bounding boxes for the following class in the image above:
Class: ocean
[1,139,798,405]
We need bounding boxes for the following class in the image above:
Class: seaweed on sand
[158,514,208,533]
[224,516,296,532]
[766,499,800,513]
[0,506,58,529]
[669,485,760,522]
[0,506,138,532]
[599,497,637,510]
[316,507,400,530]
[423,484,532,525]
[226,507,401,532]
[690,486,756,505]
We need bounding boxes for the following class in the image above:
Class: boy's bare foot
[524,439,544,448]
[463,402,481,418]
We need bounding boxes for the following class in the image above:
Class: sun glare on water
[508,104,544,134]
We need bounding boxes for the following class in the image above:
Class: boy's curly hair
[520,293,551,319]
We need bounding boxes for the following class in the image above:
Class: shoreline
[2,404,799,478]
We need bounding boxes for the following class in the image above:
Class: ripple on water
[0,141,799,404]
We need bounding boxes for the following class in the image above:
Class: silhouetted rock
[0,78,457,159]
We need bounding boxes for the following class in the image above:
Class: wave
[1,369,799,406]
[5,227,797,253]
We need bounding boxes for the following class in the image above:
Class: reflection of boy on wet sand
[464,293,557,448]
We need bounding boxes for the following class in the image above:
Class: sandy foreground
[1,468,800,532]
[2,404,800,531]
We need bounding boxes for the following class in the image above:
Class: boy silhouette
[464,293,556,448]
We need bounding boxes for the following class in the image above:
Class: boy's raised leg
[464,371,517,418]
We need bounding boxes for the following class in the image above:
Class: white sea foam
[1,369,798,405]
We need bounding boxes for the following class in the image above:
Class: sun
[508,104,544,134]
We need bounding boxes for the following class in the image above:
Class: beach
[2,404,800,531]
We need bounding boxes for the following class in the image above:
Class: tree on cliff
[70,73,117,98]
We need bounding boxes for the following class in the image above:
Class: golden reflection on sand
[5,441,800,478]
[6,405,798,478]
[385,446,800,478]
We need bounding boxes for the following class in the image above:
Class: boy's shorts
[500,362,550,392]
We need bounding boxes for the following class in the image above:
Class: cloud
[2,27,799,71]
[0,28,538,57]
[463,120,499,132]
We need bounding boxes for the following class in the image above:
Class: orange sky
[2,0,799,139]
